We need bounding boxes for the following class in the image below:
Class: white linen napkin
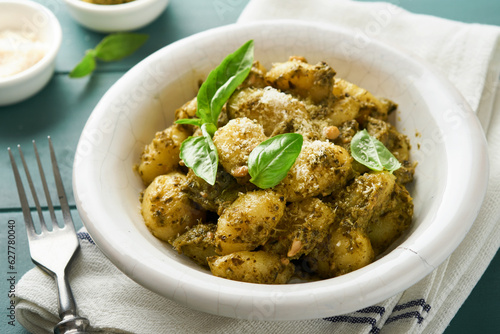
[16,1,500,333]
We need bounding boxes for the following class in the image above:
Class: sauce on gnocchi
[137,56,415,284]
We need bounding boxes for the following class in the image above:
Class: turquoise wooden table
[1,0,498,333]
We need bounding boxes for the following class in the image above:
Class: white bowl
[62,0,169,33]
[73,21,489,320]
[0,0,61,106]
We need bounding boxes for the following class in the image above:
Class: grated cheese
[0,30,46,78]
[259,86,298,107]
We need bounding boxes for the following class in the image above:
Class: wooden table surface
[1,0,498,333]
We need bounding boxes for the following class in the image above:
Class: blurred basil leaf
[94,33,149,61]
[69,33,148,78]
[69,51,96,78]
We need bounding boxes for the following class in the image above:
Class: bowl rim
[0,0,62,86]
[62,0,163,13]
[73,20,489,320]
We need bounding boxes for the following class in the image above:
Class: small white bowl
[0,0,61,106]
[62,0,169,33]
[73,21,489,320]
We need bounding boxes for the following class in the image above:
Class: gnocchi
[138,55,415,284]
[207,251,294,284]
[141,172,205,243]
[137,124,190,186]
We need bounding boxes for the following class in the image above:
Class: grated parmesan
[259,86,298,107]
[0,30,46,79]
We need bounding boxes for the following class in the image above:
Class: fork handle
[53,272,90,333]
[54,316,90,334]
[56,271,78,319]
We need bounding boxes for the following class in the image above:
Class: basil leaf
[203,122,218,137]
[69,51,96,78]
[175,118,204,127]
[94,33,149,62]
[179,124,219,185]
[196,40,254,124]
[248,133,303,189]
[69,33,148,78]
[177,40,254,185]
[350,129,401,173]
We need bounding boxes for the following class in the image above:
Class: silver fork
[8,137,90,334]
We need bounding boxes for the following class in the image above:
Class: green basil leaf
[175,118,204,127]
[196,40,254,124]
[68,51,96,78]
[350,129,401,173]
[248,133,303,189]
[179,124,218,185]
[94,33,148,62]
[178,40,254,184]
[203,122,217,137]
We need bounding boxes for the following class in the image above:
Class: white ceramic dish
[73,21,489,320]
[62,0,169,33]
[0,0,61,106]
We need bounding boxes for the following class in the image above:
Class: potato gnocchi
[137,56,415,284]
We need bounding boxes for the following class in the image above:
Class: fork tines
[8,137,74,235]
